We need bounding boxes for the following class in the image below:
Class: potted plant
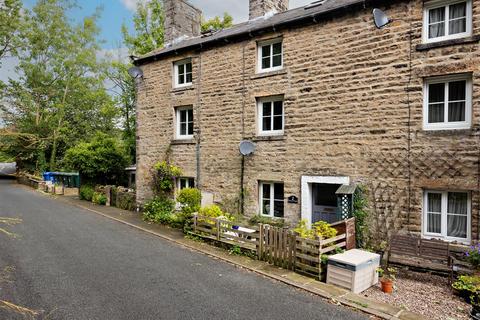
[452,275,480,318]
[377,267,397,294]
[470,292,480,320]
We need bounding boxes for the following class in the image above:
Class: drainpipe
[195,52,202,187]
[240,155,245,215]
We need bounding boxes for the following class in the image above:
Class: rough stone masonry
[135,0,480,245]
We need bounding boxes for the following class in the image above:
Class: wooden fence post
[346,217,356,250]
[292,233,297,271]
[193,214,197,233]
[216,218,221,240]
[258,223,263,260]
[318,236,323,281]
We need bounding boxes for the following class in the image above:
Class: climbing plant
[152,161,182,197]
[353,184,369,248]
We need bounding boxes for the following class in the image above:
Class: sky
[22,0,315,49]
[0,0,314,83]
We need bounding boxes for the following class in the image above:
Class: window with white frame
[175,107,194,139]
[258,39,283,73]
[177,177,195,190]
[174,59,192,88]
[423,190,470,243]
[257,96,284,135]
[259,182,284,217]
[423,74,472,130]
[423,0,472,43]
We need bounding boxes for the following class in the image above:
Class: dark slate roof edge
[133,0,376,66]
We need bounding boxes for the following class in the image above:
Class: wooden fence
[192,215,356,280]
[193,215,261,251]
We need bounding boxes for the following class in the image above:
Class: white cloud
[121,0,319,22]
[189,0,316,22]
[121,0,147,12]
[97,47,130,63]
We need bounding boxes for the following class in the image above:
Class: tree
[106,60,136,163]
[201,13,233,33]
[121,0,164,56]
[63,132,129,185]
[0,0,118,172]
[0,0,23,65]
[112,0,166,165]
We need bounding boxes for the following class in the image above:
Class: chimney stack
[249,0,288,20]
[164,0,202,45]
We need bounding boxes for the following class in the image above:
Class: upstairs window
[258,39,283,73]
[423,190,470,243]
[259,182,284,218]
[423,74,471,130]
[175,106,194,139]
[257,96,284,136]
[174,59,192,88]
[423,0,472,43]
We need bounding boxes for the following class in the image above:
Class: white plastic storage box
[326,249,380,294]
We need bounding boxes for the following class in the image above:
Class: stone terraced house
[133,0,480,245]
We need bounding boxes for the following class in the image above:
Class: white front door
[301,176,350,228]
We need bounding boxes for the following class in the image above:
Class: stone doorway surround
[301,175,350,228]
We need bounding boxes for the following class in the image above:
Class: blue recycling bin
[43,172,54,182]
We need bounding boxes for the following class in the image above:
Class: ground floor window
[423,190,470,242]
[259,182,284,217]
[178,177,195,190]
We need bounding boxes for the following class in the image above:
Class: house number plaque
[287,196,298,204]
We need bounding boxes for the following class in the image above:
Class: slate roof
[133,0,370,65]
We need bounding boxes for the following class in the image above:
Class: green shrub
[92,192,107,205]
[313,220,338,239]
[293,219,337,240]
[143,197,175,223]
[198,204,233,220]
[80,185,95,201]
[63,133,129,185]
[176,188,201,215]
[249,215,285,228]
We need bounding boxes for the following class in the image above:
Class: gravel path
[363,270,470,320]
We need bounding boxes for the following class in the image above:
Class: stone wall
[136,0,480,244]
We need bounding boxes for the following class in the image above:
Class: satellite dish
[128,66,144,79]
[239,140,256,156]
[373,8,391,29]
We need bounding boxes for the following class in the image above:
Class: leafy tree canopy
[121,0,164,56]
[63,132,129,185]
[0,0,118,173]
[0,0,23,65]
[201,13,233,33]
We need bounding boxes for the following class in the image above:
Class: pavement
[0,179,375,320]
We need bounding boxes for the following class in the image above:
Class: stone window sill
[252,135,286,142]
[251,69,287,80]
[422,128,474,136]
[416,35,480,51]
[171,139,195,145]
[171,85,194,93]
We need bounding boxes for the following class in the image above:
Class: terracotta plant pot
[380,279,394,294]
